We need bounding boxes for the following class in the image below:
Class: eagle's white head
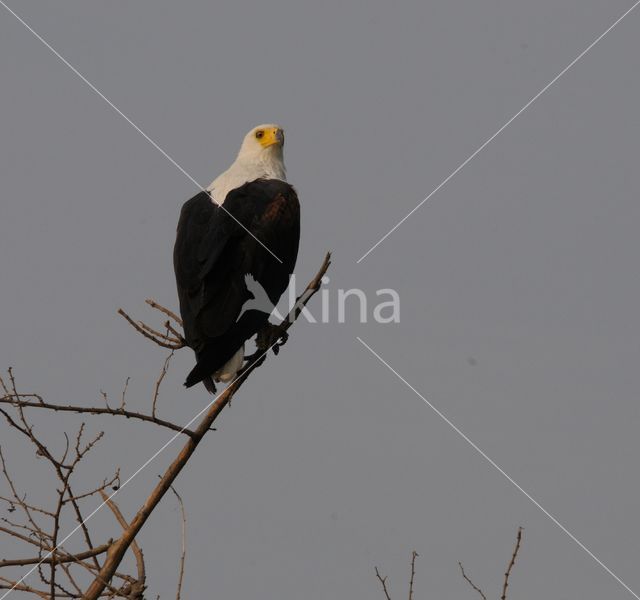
[238,124,285,161]
[208,124,287,205]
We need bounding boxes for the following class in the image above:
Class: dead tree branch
[100,491,146,599]
[374,566,393,600]
[0,576,51,599]
[501,527,523,600]
[0,395,197,439]
[144,299,183,327]
[152,351,174,419]
[408,551,418,600]
[374,527,524,600]
[458,562,488,600]
[117,299,186,351]
[0,252,330,598]
[459,527,523,600]
[168,485,187,600]
[83,253,331,599]
[375,551,419,600]
[0,543,112,569]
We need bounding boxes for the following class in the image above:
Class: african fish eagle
[173,124,300,392]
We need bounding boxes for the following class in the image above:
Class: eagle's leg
[245,323,289,362]
[257,323,289,354]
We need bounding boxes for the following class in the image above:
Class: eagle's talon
[255,323,288,355]
[274,331,289,354]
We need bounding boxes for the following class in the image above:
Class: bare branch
[0,524,48,549]
[0,576,51,599]
[82,253,331,599]
[49,462,69,597]
[501,527,523,600]
[65,481,103,571]
[120,378,130,411]
[0,446,48,542]
[145,299,183,327]
[283,252,331,325]
[1,373,72,474]
[0,542,112,568]
[136,321,179,344]
[100,491,146,599]
[163,321,184,344]
[246,252,332,361]
[117,309,184,350]
[0,253,330,598]
[58,562,83,597]
[0,495,54,518]
[116,298,186,352]
[152,351,174,419]
[458,562,488,600]
[0,396,197,439]
[375,566,392,600]
[408,551,418,600]
[168,485,187,600]
[63,471,120,505]
[459,527,523,600]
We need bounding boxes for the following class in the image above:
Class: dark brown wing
[173,179,300,387]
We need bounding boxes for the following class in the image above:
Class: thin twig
[0,495,54,517]
[246,252,332,361]
[164,321,184,344]
[117,309,184,349]
[501,527,523,600]
[137,321,180,344]
[168,485,187,600]
[0,446,47,545]
[120,377,130,411]
[458,562,488,600]
[152,351,174,419]
[408,551,418,600]
[0,397,197,439]
[0,524,48,549]
[375,566,392,600]
[49,463,70,597]
[0,542,112,568]
[0,576,51,599]
[58,562,83,597]
[62,471,120,505]
[0,374,140,594]
[66,481,103,571]
[100,491,146,598]
[145,299,183,327]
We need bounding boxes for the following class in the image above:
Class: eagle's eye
[255,130,264,139]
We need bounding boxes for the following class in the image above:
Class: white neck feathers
[207,148,286,206]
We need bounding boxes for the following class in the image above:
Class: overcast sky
[2,1,640,598]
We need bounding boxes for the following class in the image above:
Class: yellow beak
[259,127,284,148]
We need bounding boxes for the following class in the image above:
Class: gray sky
[2,0,640,598]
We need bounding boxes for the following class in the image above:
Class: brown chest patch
[261,194,289,222]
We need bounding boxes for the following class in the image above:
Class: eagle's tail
[184,359,218,391]
[184,346,243,392]
[184,312,267,391]
[203,376,217,394]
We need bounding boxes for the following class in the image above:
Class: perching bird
[173,125,300,392]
